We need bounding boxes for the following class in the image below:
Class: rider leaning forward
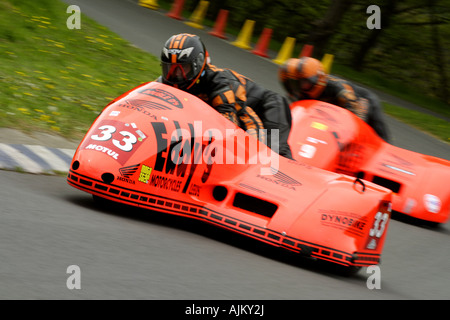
[278,57,390,142]
[156,33,293,160]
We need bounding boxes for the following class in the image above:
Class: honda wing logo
[119,164,140,178]
[272,170,302,186]
[257,168,302,190]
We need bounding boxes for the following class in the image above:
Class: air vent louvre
[372,176,401,193]
[233,193,278,218]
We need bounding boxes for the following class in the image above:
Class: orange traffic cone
[209,9,228,39]
[299,44,314,57]
[251,28,272,58]
[167,0,185,20]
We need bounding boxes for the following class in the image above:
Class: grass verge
[383,103,450,143]
[0,0,160,141]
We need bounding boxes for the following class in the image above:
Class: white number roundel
[369,211,389,238]
[91,124,137,152]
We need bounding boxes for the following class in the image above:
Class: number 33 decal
[369,211,389,238]
[91,124,137,152]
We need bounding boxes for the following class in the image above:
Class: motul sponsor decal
[85,144,119,160]
[81,119,146,165]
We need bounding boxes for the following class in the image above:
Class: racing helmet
[279,57,327,99]
[161,33,207,90]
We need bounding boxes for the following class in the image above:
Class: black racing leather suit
[299,75,390,142]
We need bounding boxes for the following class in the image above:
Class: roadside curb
[0,142,75,175]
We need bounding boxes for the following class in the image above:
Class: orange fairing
[68,82,392,269]
[288,99,450,224]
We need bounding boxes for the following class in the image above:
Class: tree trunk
[352,0,399,71]
[428,0,449,103]
[305,0,354,58]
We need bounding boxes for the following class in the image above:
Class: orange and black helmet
[279,57,327,99]
[161,33,207,90]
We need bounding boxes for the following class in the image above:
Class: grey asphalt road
[2,169,449,300]
[1,0,449,301]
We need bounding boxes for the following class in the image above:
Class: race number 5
[91,124,137,152]
[369,211,389,238]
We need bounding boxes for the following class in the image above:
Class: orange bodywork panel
[68,82,393,268]
[288,100,450,224]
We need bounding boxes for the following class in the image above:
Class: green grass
[0,0,160,141]
[383,102,450,143]
[0,0,448,145]
[332,64,450,120]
